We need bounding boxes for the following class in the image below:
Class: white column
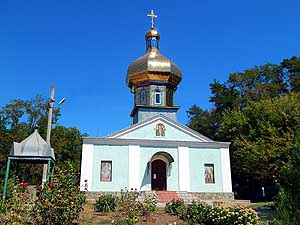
[80,144,94,191]
[128,145,140,190]
[220,147,232,192]
[178,147,190,191]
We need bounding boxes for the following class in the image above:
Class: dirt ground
[79,204,185,225]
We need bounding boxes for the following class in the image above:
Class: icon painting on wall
[100,161,112,182]
[205,164,215,183]
[155,123,166,136]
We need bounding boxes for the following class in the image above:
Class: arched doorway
[151,159,167,191]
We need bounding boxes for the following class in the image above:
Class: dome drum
[128,72,181,90]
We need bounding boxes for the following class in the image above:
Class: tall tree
[51,126,86,171]
[187,56,300,199]
[281,56,300,92]
[220,93,300,199]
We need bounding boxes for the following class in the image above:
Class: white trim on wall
[220,147,232,192]
[128,145,140,190]
[178,147,190,191]
[80,144,94,191]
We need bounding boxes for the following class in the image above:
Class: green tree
[51,126,86,171]
[274,129,300,224]
[187,105,218,139]
[220,93,300,199]
[281,56,300,92]
[187,56,300,199]
[0,96,85,191]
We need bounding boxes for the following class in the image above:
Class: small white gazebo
[2,128,55,200]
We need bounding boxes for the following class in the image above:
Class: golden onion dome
[126,27,182,88]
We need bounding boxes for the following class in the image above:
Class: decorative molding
[84,137,230,148]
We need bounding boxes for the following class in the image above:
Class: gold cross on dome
[147,10,158,28]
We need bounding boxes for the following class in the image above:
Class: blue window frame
[154,88,161,105]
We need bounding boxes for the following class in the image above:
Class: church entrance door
[151,159,167,191]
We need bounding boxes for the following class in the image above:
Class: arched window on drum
[154,88,162,105]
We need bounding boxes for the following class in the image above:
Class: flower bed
[165,199,259,225]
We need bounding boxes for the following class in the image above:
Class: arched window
[154,88,161,105]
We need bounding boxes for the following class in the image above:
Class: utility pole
[42,86,55,183]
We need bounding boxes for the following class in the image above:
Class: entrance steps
[156,191,178,203]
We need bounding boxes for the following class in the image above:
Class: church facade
[80,12,232,197]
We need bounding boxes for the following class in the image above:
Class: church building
[80,11,233,199]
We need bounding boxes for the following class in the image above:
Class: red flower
[21,182,29,188]
[48,183,55,189]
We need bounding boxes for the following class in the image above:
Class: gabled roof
[105,114,213,142]
[9,129,55,161]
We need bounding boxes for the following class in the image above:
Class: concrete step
[156,191,178,203]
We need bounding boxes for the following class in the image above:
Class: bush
[31,163,86,225]
[115,188,158,224]
[141,192,158,213]
[0,178,33,224]
[165,199,186,216]
[165,200,259,225]
[95,194,117,212]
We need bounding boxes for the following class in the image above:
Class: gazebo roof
[9,128,55,162]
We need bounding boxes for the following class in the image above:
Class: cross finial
[147,10,158,28]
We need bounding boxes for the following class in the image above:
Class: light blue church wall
[189,148,223,192]
[139,146,178,191]
[119,119,200,142]
[91,145,129,192]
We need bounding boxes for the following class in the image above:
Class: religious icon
[155,123,166,136]
[100,161,112,182]
[205,164,215,184]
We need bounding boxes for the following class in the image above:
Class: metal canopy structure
[2,128,55,200]
[9,128,55,161]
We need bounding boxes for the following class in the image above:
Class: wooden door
[151,159,167,191]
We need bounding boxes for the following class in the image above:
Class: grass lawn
[250,202,275,224]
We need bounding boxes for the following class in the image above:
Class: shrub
[31,163,86,225]
[141,192,158,213]
[165,199,186,216]
[95,194,117,212]
[117,188,142,224]
[0,178,33,224]
[165,200,259,225]
[115,188,158,224]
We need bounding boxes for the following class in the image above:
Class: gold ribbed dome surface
[127,48,182,81]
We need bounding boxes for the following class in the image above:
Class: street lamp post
[42,86,65,183]
[42,86,55,183]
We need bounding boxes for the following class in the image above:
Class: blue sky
[0,0,299,136]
